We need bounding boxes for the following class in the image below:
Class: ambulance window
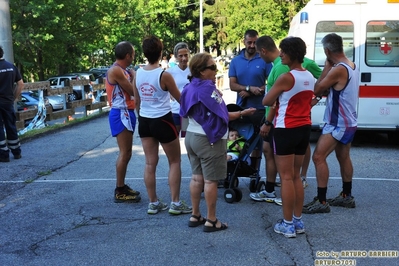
[314,21,354,66]
[366,21,399,67]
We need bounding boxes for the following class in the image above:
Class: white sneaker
[250,190,282,205]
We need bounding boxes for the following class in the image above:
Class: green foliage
[9,0,309,80]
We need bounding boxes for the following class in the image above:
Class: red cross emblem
[380,43,392,55]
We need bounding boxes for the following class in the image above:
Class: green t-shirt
[265,57,322,116]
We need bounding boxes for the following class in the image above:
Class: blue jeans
[0,103,21,158]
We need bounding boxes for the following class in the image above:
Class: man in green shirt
[249,35,321,204]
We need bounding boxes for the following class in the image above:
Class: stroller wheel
[224,189,236,203]
[256,181,265,192]
[249,179,257,192]
[224,176,239,188]
[233,188,242,202]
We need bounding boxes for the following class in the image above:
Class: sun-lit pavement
[1,74,398,265]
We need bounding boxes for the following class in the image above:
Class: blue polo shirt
[228,49,272,109]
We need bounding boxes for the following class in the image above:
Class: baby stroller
[222,104,265,203]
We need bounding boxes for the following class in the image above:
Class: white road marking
[1,176,398,183]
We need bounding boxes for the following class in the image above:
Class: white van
[288,0,399,141]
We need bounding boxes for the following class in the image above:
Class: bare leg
[160,138,182,202]
[115,129,133,187]
[141,137,160,202]
[300,143,311,178]
[275,154,303,221]
[204,180,218,222]
[190,174,204,220]
[293,154,305,217]
[312,134,337,187]
[335,142,353,183]
[175,125,181,136]
[263,141,277,183]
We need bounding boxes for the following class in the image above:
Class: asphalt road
[1,88,399,265]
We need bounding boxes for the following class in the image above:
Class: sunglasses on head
[203,64,217,71]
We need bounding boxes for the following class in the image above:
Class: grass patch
[38,170,52,176]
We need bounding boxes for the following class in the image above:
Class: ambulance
[288,0,399,142]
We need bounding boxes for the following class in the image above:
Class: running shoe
[250,190,282,205]
[293,218,305,234]
[114,185,141,203]
[168,201,192,215]
[147,200,169,214]
[303,196,318,209]
[274,220,296,238]
[301,176,308,188]
[327,192,356,208]
[302,200,330,214]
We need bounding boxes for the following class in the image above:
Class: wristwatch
[245,85,250,92]
[264,120,272,126]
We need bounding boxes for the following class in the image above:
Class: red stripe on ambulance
[359,85,399,98]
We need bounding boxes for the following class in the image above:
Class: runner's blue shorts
[109,108,136,137]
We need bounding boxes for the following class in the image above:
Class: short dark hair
[188,52,212,81]
[322,33,344,53]
[142,35,163,64]
[0,46,4,58]
[114,41,134,60]
[255,35,278,52]
[244,29,258,39]
[279,37,306,64]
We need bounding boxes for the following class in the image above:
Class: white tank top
[135,67,171,118]
[166,66,190,114]
[323,62,359,127]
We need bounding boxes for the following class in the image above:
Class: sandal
[188,215,206,227]
[203,219,228,232]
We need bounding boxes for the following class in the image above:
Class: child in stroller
[226,128,245,161]
[222,104,266,203]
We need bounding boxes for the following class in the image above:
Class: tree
[9,0,310,81]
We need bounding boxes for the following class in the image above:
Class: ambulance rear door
[356,1,399,130]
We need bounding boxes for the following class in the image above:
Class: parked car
[20,91,50,109]
[17,101,37,112]
[47,95,64,111]
[47,74,90,102]
[65,72,96,82]
[23,90,64,111]
[89,67,109,79]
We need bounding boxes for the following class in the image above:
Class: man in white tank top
[303,33,359,214]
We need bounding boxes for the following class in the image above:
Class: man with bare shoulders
[303,33,359,214]
[106,41,141,203]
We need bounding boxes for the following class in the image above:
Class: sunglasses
[203,64,217,71]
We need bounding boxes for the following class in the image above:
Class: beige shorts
[184,132,227,181]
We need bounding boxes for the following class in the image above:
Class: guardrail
[16,78,108,132]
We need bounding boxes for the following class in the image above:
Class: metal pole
[199,0,204,53]
[0,0,14,63]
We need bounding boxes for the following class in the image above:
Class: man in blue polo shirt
[229,29,272,171]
